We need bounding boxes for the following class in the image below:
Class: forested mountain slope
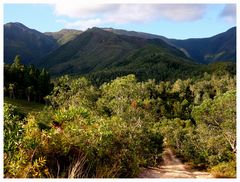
[104,27,236,64]
[4,22,58,64]
[169,27,236,64]
[4,22,236,66]
[37,27,192,77]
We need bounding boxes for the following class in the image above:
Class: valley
[3,22,236,178]
[4,22,236,85]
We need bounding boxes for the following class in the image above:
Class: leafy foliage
[4,103,25,153]
[4,23,236,178]
[4,69,236,178]
[4,104,50,178]
[160,75,236,177]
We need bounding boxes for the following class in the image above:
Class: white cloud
[157,4,206,22]
[53,3,207,30]
[219,4,236,24]
[64,19,102,30]
[54,3,119,19]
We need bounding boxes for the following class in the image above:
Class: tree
[11,55,22,70]
[25,86,34,102]
[4,55,53,102]
[10,55,24,80]
[37,68,51,103]
[192,90,236,153]
[8,83,16,99]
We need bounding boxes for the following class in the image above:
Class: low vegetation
[4,23,236,178]
[4,65,236,178]
[4,97,44,114]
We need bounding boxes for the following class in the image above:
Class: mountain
[169,27,236,64]
[4,22,58,64]
[4,22,236,66]
[4,22,236,84]
[103,28,170,43]
[37,27,194,78]
[45,29,82,45]
[104,27,236,64]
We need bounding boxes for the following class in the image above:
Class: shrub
[210,161,236,178]
[9,75,164,178]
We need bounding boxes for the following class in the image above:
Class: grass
[4,97,45,114]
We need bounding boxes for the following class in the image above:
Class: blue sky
[4,3,236,39]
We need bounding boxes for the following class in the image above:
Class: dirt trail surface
[138,148,214,178]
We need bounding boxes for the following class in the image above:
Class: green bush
[4,73,235,178]
[210,161,236,178]
[4,103,25,155]
[6,75,164,178]
[4,104,51,178]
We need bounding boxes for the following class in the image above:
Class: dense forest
[4,55,53,103]
[4,63,236,177]
[87,54,236,86]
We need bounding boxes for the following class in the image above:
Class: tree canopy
[4,55,53,103]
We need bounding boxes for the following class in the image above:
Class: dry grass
[95,162,121,178]
[68,152,88,178]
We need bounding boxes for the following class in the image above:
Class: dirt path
[138,148,214,178]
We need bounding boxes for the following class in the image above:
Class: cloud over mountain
[53,3,207,30]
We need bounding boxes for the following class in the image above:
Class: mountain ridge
[44,29,83,45]
[4,22,236,66]
[4,22,58,64]
[103,26,236,64]
[37,27,191,76]
[169,27,236,64]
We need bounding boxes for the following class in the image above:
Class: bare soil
[138,148,214,178]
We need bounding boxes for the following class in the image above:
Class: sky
[4,3,236,39]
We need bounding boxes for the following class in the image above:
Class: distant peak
[228,26,236,32]
[85,27,108,33]
[103,27,114,31]
[58,29,82,33]
[5,22,22,25]
[44,28,82,35]
[5,22,27,28]
[87,27,101,31]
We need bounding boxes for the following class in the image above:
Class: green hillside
[104,27,236,64]
[37,27,236,85]
[45,29,82,45]
[38,28,192,78]
[4,23,236,66]
[88,50,236,85]
[103,27,170,43]
[169,27,236,64]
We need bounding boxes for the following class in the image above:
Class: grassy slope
[4,97,45,114]
[45,29,82,45]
